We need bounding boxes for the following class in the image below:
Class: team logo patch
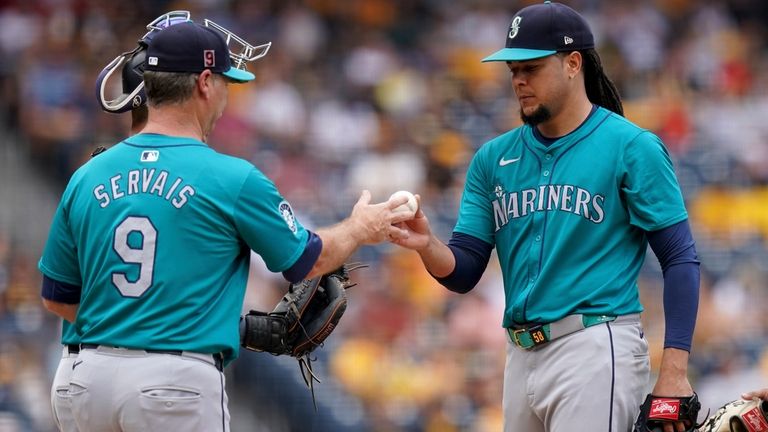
[508,16,522,39]
[494,184,504,198]
[140,150,160,162]
[278,201,298,234]
[132,95,142,108]
[649,399,679,421]
[204,50,216,67]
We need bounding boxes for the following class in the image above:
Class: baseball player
[49,11,189,432]
[393,2,700,431]
[39,20,415,431]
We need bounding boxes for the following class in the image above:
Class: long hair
[581,49,624,117]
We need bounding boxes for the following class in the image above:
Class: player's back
[62,133,273,358]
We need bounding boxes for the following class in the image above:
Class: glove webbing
[293,263,366,411]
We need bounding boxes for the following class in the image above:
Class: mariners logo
[494,184,504,199]
[491,183,606,231]
[279,201,298,234]
[508,16,522,39]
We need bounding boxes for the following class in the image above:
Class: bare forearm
[417,234,456,278]
[42,299,78,323]
[303,189,414,279]
[306,219,365,279]
[659,347,689,376]
[653,347,693,396]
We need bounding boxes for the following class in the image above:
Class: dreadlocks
[581,49,624,117]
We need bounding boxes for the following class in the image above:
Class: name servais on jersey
[93,168,196,209]
[492,183,605,231]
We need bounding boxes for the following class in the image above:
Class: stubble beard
[520,105,552,126]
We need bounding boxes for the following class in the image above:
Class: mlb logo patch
[148,56,158,66]
[140,150,160,162]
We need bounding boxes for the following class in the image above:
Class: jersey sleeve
[38,188,82,286]
[233,168,308,273]
[621,131,688,231]
[454,149,496,244]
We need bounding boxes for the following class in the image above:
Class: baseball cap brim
[481,48,557,62]
[222,67,255,83]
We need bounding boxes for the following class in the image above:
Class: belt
[80,344,224,371]
[506,314,617,349]
[66,344,80,355]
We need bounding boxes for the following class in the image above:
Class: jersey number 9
[112,216,157,297]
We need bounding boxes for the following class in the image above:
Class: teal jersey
[61,321,79,345]
[39,134,308,364]
[455,107,687,327]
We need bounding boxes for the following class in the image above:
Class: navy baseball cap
[145,21,254,82]
[482,1,594,63]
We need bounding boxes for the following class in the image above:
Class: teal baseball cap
[482,1,594,63]
[146,21,255,83]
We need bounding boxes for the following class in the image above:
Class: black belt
[66,344,80,354]
[80,344,224,371]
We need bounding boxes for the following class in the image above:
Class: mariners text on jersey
[492,183,606,231]
[92,168,196,209]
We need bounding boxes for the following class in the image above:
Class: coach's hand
[350,190,414,245]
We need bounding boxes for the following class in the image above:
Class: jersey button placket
[521,154,554,320]
[521,192,546,320]
[541,158,553,181]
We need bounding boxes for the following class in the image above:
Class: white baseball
[389,190,418,213]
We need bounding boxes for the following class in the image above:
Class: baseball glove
[240,263,365,407]
[633,393,703,432]
[698,398,768,432]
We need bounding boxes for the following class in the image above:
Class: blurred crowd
[0,0,767,430]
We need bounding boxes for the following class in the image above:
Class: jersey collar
[523,106,610,154]
[124,133,208,148]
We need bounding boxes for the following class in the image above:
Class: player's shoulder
[598,107,657,140]
[197,148,278,195]
[486,125,526,146]
[592,107,665,152]
[205,148,257,172]
[476,126,526,158]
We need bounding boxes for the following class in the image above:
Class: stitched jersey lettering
[493,184,606,231]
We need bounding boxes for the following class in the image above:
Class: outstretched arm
[304,190,415,279]
[391,195,493,293]
[389,197,455,278]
